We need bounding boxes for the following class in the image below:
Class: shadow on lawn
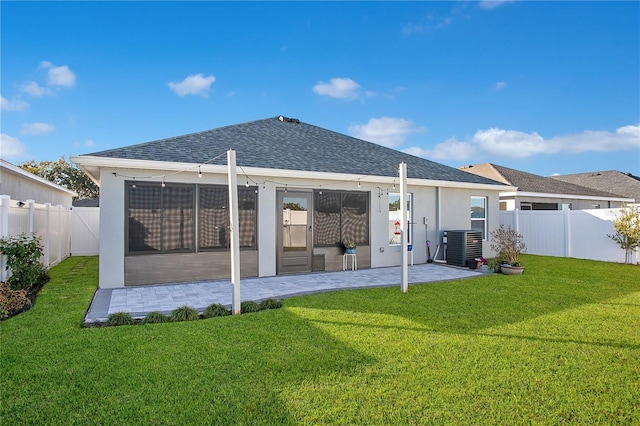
[284,255,640,337]
[57,309,374,424]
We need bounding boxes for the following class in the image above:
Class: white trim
[71,155,513,191]
[500,190,632,203]
[1,159,77,196]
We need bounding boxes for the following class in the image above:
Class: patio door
[277,191,312,274]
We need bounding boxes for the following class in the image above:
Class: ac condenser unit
[446,230,483,267]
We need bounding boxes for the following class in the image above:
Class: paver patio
[85,263,485,323]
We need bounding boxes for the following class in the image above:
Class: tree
[608,204,640,264]
[19,157,99,200]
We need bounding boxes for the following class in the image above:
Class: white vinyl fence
[70,207,100,256]
[500,208,638,264]
[0,195,72,281]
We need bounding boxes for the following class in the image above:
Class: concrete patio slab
[85,263,487,323]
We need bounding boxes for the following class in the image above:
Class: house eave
[70,156,510,191]
[500,191,634,203]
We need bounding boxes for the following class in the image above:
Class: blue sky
[1,1,639,177]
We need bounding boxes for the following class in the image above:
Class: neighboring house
[459,163,632,211]
[72,116,509,289]
[0,159,76,206]
[550,170,640,204]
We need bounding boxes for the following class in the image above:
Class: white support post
[399,162,408,293]
[0,195,10,282]
[227,150,241,315]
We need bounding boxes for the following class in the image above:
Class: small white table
[343,253,357,271]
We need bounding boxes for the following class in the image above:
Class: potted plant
[490,225,526,275]
[343,240,356,254]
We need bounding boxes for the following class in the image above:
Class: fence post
[27,200,35,233]
[0,195,9,282]
[57,205,62,265]
[564,208,571,258]
[44,203,51,268]
[514,208,520,233]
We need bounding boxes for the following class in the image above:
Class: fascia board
[70,156,511,191]
[500,191,634,203]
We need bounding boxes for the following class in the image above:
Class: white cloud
[473,128,548,158]
[168,73,216,96]
[1,95,29,111]
[0,133,29,159]
[496,81,506,89]
[404,138,477,162]
[406,124,640,162]
[85,139,95,147]
[20,81,53,97]
[348,117,426,148]
[20,122,56,135]
[312,77,361,100]
[479,1,515,10]
[40,61,76,87]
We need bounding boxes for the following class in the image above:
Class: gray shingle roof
[551,171,640,202]
[461,163,626,198]
[83,116,503,186]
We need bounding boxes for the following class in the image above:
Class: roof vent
[278,115,300,124]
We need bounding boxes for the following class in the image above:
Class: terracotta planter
[501,265,524,275]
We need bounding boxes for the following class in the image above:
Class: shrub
[106,312,134,326]
[170,306,199,322]
[142,311,169,324]
[240,301,261,314]
[0,233,49,291]
[608,204,640,264]
[487,258,502,273]
[490,225,526,266]
[203,303,230,318]
[0,282,31,319]
[259,298,283,310]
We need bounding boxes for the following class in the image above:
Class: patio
[85,263,485,323]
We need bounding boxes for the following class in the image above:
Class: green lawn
[1,255,639,425]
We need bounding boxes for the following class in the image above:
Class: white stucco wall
[95,166,502,288]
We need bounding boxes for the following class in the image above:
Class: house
[0,159,76,206]
[72,116,510,289]
[550,170,640,204]
[459,163,633,211]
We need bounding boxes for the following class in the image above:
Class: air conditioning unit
[446,230,483,267]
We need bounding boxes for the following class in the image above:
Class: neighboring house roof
[550,170,640,203]
[72,198,100,207]
[75,116,505,187]
[0,159,77,198]
[459,163,631,200]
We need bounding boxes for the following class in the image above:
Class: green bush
[0,282,31,319]
[203,303,230,318]
[240,301,261,314]
[142,311,169,324]
[259,298,282,310]
[106,312,134,326]
[169,306,199,322]
[0,233,49,291]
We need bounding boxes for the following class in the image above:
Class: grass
[1,255,639,425]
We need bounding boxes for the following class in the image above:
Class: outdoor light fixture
[161,176,166,188]
[358,180,361,188]
[246,180,249,188]
[198,166,202,178]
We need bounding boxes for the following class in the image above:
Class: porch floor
[85,263,487,323]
